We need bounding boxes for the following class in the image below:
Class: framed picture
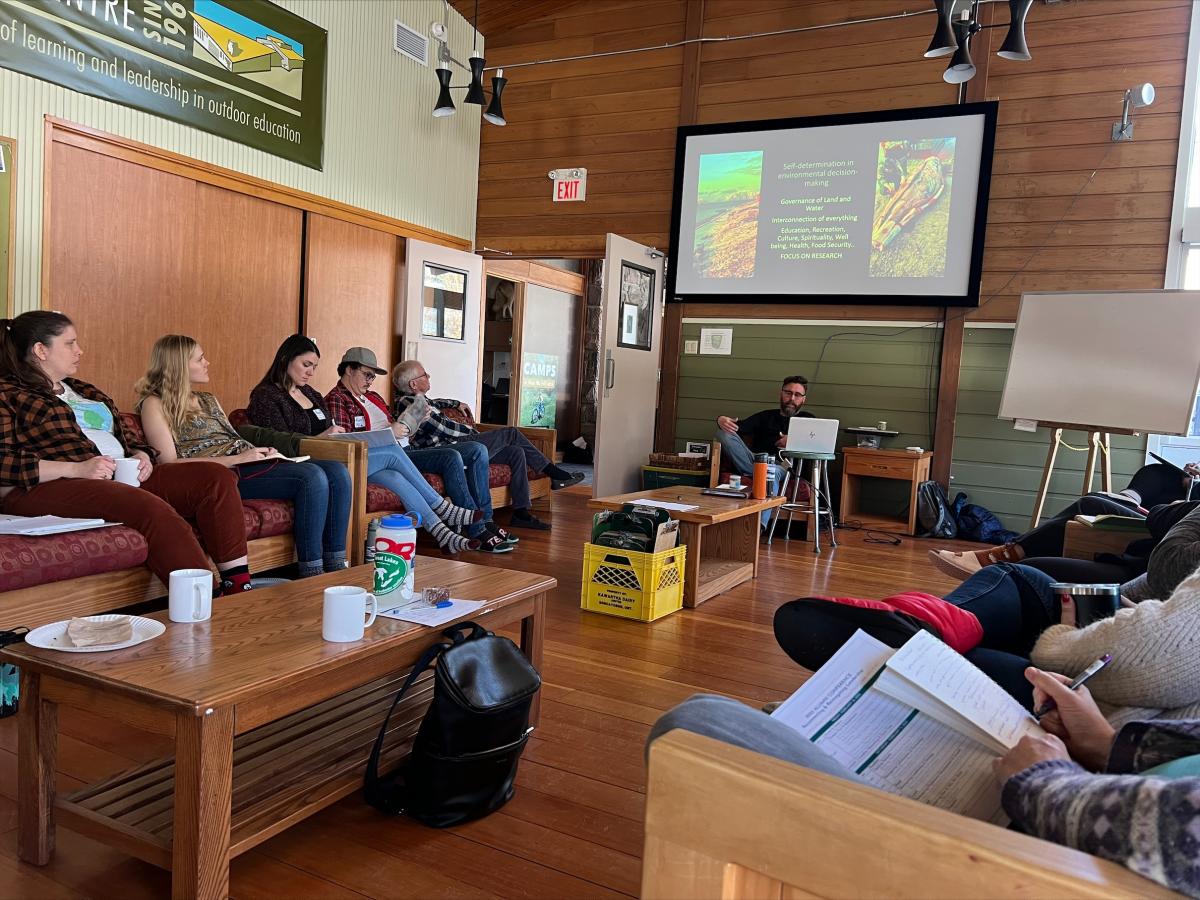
[684,440,711,457]
[617,261,654,351]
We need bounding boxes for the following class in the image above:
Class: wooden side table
[839,447,933,536]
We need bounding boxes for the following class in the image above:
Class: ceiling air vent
[394,21,428,66]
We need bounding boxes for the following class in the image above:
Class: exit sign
[551,167,587,202]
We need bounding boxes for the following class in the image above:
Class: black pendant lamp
[433,59,455,117]
[943,21,975,84]
[924,0,957,59]
[483,69,507,126]
[465,50,487,105]
[997,0,1034,61]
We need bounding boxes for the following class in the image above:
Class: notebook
[771,630,1046,822]
[0,515,115,536]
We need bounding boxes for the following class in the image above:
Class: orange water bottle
[752,453,770,500]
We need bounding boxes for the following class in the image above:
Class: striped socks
[429,520,476,554]
[433,497,484,528]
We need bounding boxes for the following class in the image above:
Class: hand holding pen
[1025,662,1116,771]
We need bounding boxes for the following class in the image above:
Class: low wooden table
[3,560,553,900]
[588,486,784,608]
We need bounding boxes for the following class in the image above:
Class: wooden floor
[0,491,967,899]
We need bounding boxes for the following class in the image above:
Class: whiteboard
[998,291,1200,435]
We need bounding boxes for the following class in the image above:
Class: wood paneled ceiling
[448,0,571,37]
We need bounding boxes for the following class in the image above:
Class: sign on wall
[550,168,586,202]
[519,352,558,429]
[0,0,326,169]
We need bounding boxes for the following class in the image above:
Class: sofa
[0,413,356,630]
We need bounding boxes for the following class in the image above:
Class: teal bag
[0,627,28,719]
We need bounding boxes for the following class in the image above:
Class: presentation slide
[672,108,991,302]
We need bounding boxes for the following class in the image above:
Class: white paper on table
[377,598,486,627]
[771,631,1007,823]
[0,514,117,536]
[627,500,698,512]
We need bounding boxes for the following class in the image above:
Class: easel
[1030,422,1136,527]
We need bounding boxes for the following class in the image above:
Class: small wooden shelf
[57,673,433,869]
[695,558,753,603]
[839,447,932,537]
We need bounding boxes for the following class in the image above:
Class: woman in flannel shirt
[247,335,483,555]
[0,311,252,595]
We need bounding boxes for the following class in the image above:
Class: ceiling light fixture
[926,0,1036,84]
[996,0,1034,61]
[924,0,957,58]
[430,0,507,125]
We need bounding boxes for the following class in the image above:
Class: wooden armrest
[475,424,557,462]
[298,437,358,466]
[1063,520,1149,561]
[643,729,1175,899]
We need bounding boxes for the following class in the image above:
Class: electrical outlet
[684,340,699,354]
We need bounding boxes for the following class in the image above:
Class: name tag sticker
[313,409,326,421]
[354,416,366,428]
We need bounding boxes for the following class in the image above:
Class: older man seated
[391,359,583,531]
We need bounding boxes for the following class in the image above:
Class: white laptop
[784,417,840,454]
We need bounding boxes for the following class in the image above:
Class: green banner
[0,0,326,169]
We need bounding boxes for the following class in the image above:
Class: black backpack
[364,622,541,827]
[915,479,958,539]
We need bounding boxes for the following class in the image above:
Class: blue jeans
[366,444,447,530]
[236,459,350,563]
[407,442,492,537]
[714,430,786,525]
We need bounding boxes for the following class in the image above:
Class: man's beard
[780,403,803,417]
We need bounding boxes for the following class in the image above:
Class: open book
[0,514,116,536]
[771,630,1045,823]
[1073,513,1148,531]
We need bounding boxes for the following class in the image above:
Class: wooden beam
[678,0,706,127]
[931,311,965,489]
[655,303,684,452]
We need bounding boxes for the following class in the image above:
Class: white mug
[169,568,213,622]
[323,586,378,642]
[114,457,141,487]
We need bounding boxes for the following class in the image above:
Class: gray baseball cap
[339,347,386,374]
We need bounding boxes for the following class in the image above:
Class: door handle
[605,353,615,390]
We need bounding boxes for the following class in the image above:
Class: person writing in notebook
[650,670,1200,896]
[715,375,813,507]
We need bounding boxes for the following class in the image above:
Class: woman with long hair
[136,335,352,578]
[0,311,251,595]
[247,335,481,554]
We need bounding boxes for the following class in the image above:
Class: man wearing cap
[325,347,515,554]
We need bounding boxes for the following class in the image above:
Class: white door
[593,234,666,496]
[401,239,485,413]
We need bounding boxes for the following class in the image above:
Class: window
[421,264,466,341]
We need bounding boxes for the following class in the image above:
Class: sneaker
[476,532,514,554]
[510,512,551,530]
[488,522,519,545]
[550,471,585,490]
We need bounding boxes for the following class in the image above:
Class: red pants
[1,461,247,584]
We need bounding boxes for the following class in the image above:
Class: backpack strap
[363,639,450,796]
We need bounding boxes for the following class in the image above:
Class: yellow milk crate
[580,542,686,622]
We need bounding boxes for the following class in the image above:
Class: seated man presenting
[715,374,813,520]
[391,359,584,531]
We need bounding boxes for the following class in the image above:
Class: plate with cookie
[25,614,165,653]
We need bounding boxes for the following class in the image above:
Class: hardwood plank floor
[0,491,967,898]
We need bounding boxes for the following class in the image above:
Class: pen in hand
[1033,654,1112,719]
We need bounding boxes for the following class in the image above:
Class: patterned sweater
[1004,718,1200,896]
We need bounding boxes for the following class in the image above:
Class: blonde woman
[136,335,351,578]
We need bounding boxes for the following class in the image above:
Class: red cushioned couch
[0,413,356,630]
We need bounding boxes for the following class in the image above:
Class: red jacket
[324,382,392,433]
[816,591,983,653]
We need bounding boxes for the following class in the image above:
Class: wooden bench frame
[643,729,1178,899]
[1063,519,1150,562]
[0,437,357,630]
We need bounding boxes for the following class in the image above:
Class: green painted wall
[675,321,941,520]
[951,327,1146,530]
[672,321,1149,532]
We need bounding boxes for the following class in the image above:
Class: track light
[433,60,455,117]
[1112,82,1156,141]
[483,70,507,126]
[997,0,1033,60]
[924,0,957,59]
[465,49,487,105]
[943,21,975,84]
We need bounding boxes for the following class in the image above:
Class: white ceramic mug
[169,568,213,622]
[323,586,378,642]
[114,457,141,487]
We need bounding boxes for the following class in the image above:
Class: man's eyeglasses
[361,371,376,382]
[781,390,806,399]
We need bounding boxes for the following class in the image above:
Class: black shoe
[487,522,519,545]
[550,471,585,490]
[476,532,514,553]
[510,511,551,530]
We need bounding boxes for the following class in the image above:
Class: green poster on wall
[0,0,326,169]
[519,352,558,430]
[0,138,11,317]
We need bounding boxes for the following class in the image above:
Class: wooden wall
[477,0,1188,322]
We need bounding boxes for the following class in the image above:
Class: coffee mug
[728,474,743,490]
[114,457,141,487]
[876,421,888,432]
[323,586,378,642]
[169,568,213,622]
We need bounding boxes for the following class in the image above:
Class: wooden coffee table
[2,560,553,900]
[588,486,784,608]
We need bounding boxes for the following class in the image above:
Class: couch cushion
[120,411,146,444]
[0,527,149,592]
[243,499,294,539]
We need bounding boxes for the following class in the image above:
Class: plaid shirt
[0,376,152,490]
[323,382,391,433]
[392,394,475,449]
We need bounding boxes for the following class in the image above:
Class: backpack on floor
[951,492,1018,544]
[363,622,541,827]
[915,480,957,539]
